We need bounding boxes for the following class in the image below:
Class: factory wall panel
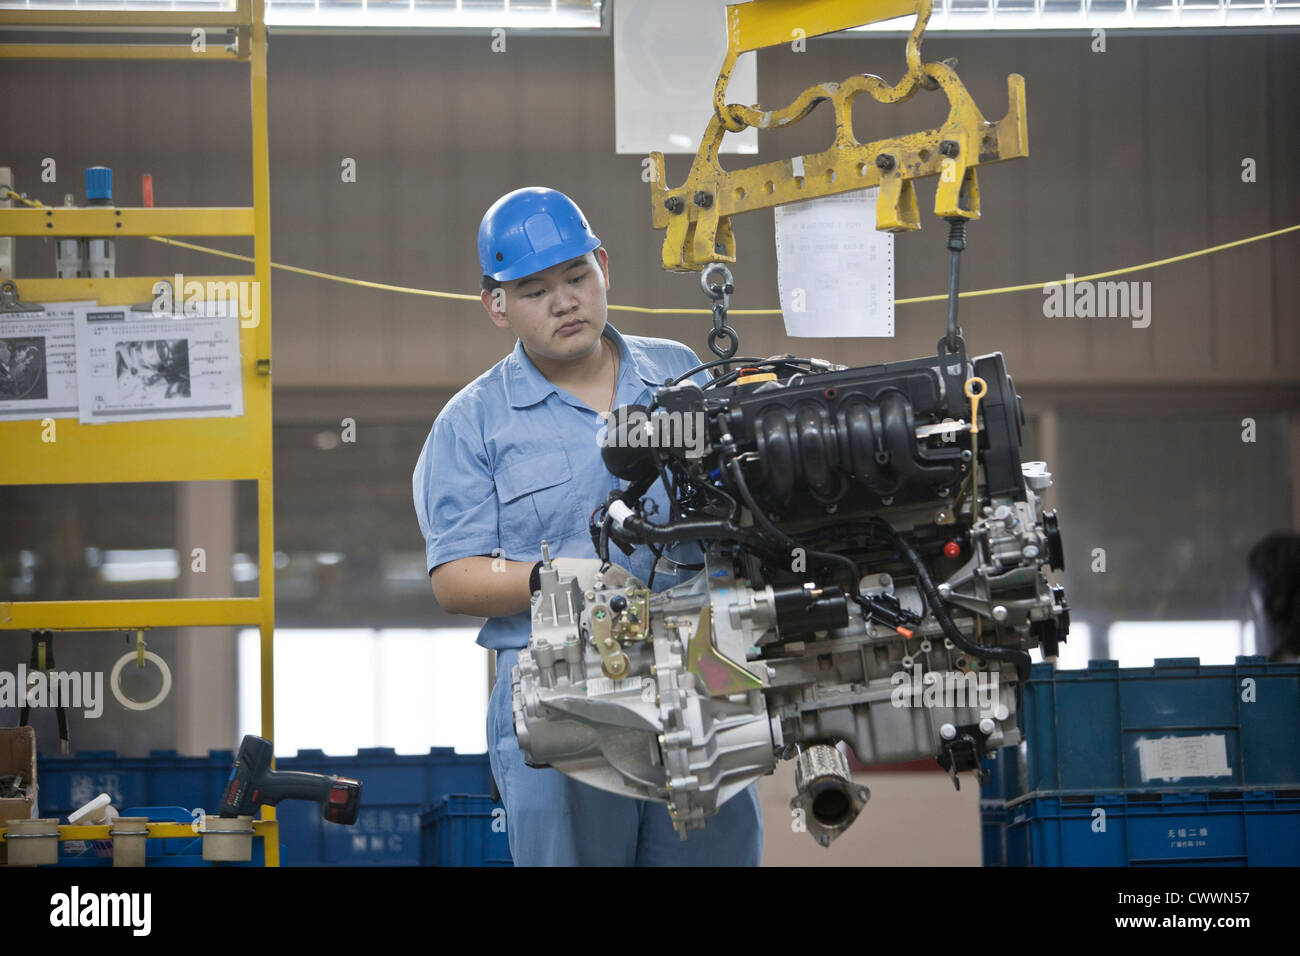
[2,32,1297,387]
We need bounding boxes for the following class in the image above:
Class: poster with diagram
[73,300,245,423]
[0,301,96,421]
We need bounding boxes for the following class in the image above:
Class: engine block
[513,343,1068,845]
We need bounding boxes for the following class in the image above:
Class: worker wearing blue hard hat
[412,186,764,865]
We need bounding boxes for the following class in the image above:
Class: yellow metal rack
[0,0,279,865]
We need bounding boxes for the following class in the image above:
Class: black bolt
[663,196,685,214]
[875,154,895,171]
[692,191,713,208]
[610,595,628,613]
[939,140,960,157]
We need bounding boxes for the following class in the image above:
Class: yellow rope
[5,188,1295,315]
[892,222,1300,306]
[4,190,45,208]
[146,235,481,302]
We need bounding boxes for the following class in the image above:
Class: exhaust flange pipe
[789,744,870,847]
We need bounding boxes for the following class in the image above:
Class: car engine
[511,334,1069,846]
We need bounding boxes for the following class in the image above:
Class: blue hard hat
[478,187,601,282]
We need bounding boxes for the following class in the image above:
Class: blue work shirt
[413,322,710,650]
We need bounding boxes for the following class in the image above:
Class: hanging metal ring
[699,263,734,303]
[708,325,738,359]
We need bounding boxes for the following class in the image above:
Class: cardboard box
[0,726,38,866]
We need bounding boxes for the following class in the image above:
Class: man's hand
[546,558,642,594]
[431,555,643,619]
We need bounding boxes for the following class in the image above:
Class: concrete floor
[756,764,983,866]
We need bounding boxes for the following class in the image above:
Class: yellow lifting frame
[0,0,279,866]
[648,0,1029,272]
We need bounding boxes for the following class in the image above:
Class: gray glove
[530,557,642,595]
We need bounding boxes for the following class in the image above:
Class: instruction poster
[0,301,96,421]
[72,301,245,423]
[774,186,895,338]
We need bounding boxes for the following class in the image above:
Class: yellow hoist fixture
[648,0,1028,274]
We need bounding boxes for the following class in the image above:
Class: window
[1028,621,1092,669]
[10,0,1295,30]
[0,1,607,30]
[1056,414,1289,625]
[855,0,1300,29]
[237,627,489,757]
[1106,620,1257,668]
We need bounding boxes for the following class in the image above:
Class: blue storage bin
[979,749,1020,804]
[980,801,1008,867]
[1013,656,1300,800]
[274,748,492,866]
[37,750,152,817]
[279,747,491,801]
[275,801,429,866]
[37,749,237,820]
[146,751,235,818]
[421,794,512,867]
[991,789,1300,866]
[34,747,493,866]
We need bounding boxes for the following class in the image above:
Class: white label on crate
[586,676,642,697]
[1137,734,1232,783]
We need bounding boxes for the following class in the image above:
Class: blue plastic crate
[421,794,512,867]
[980,801,1008,866]
[36,749,236,820]
[989,789,1300,866]
[1013,656,1300,800]
[37,750,151,817]
[276,802,429,866]
[278,747,491,801]
[274,748,492,866]
[146,751,235,817]
[979,749,1020,804]
[33,746,493,866]
[980,801,1010,866]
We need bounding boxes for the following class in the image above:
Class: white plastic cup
[110,817,149,868]
[5,819,60,866]
[201,815,254,862]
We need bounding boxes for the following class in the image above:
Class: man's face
[481,248,610,363]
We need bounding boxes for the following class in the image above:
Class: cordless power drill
[220,734,362,824]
